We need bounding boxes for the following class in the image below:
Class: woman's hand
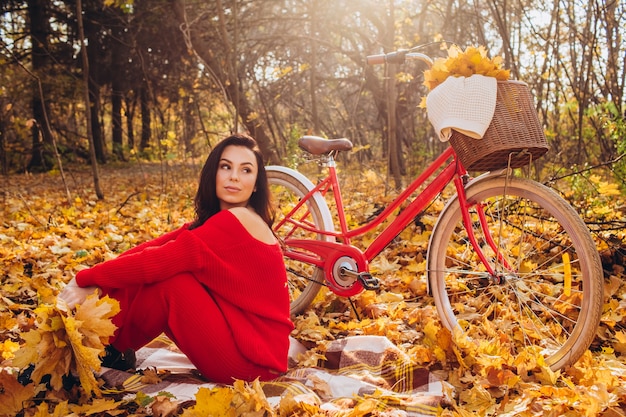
[57,277,101,310]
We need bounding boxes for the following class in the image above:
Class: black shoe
[101,345,136,371]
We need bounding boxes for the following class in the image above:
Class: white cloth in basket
[426,74,497,142]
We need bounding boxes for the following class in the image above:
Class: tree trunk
[602,0,624,115]
[0,109,7,175]
[385,0,403,189]
[110,5,126,161]
[308,0,320,135]
[26,0,54,172]
[182,96,196,156]
[126,94,136,150]
[77,0,104,199]
[112,87,124,160]
[90,87,106,163]
[84,6,106,163]
[140,85,151,152]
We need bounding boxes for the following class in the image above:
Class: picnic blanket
[100,335,449,416]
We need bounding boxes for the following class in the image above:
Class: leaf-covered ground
[1,162,626,416]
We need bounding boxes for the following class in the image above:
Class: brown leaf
[140,367,163,385]
[0,369,37,417]
[151,395,180,417]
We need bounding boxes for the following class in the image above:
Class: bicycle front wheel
[428,174,603,371]
[267,166,335,316]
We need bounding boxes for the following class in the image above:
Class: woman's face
[215,145,258,210]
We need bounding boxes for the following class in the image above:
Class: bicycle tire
[267,166,335,316]
[427,173,603,371]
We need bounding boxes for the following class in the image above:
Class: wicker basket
[448,80,549,171]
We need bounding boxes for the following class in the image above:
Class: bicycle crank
[332,256,380,292]
[283,238,373,297]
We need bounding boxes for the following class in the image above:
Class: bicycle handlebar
[366,50,433,68]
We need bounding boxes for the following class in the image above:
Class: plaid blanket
[100,335,448,416]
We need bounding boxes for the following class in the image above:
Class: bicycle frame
[271,46,605,372]
[275,145,502,279]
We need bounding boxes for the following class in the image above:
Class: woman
[58,134,294,383]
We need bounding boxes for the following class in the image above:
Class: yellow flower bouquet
[423,45,510,91]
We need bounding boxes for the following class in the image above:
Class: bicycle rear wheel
[428,174,603,371]
[267,167,335,316]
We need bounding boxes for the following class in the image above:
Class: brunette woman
[58,134,293,383]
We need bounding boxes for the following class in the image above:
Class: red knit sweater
[76,210,294,372]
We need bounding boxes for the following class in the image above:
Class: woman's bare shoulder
[227,207,276,244]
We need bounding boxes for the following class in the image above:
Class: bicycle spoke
[429,175,602,370]
[268,168,331,315]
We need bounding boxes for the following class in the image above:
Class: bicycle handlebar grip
[366,54,386,65]
[366,50,407,65]
[385,50,407,64]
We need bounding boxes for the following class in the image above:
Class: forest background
[1,0,625,181]
[1,0,626,416]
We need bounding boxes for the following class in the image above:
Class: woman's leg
[104,273,275,383]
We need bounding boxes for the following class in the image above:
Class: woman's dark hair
[189,134,274,230]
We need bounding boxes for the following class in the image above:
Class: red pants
[103,273,276,383]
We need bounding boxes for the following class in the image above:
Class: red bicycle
[267,47,603,371]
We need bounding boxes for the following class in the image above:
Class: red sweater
[76,210,294,372]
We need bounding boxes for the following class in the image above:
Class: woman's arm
[75,230,210,289]
[117,223,189,258]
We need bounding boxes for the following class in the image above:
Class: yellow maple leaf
[64,294,120,396]
[181,386,236,417]
[459,385,497,414]
[61,314,105,396]
[72,294,120,349]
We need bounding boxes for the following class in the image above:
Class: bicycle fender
[266,165,336,240]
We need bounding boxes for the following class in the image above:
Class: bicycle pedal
[357,273,380,290]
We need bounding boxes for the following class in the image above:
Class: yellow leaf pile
[423,45,511,91]
[10,294,119,396]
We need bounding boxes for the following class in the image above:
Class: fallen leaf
[0,369,37,417]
